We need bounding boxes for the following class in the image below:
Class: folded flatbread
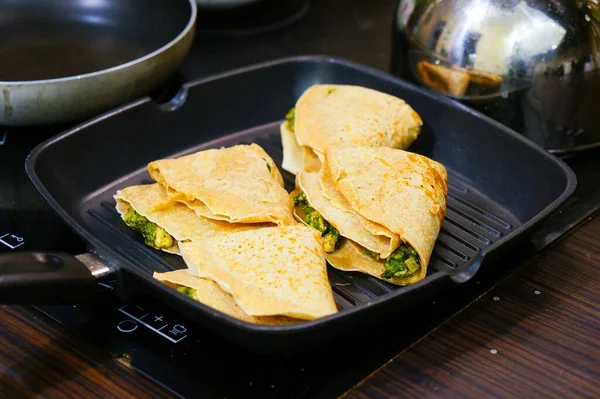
[417,61,470,96]
[467,69,503,87]
[295,169,399,258]
[416,61,503,97]
[179,224,338,320]
[292,146,448,285]
[147,144,294,226]
[281,84,423,175]
[114,183,258,254]
[153,269,299,325]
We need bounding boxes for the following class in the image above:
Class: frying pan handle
[0,251,100,304]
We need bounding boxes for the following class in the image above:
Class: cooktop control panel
[36,279,395,399]
[118,303,189,344]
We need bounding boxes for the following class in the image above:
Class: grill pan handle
[449,256,484,284]
[0,251,110,304]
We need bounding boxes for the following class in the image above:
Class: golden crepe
[280,118,306,175]
[179,224,338,321]
[147,144,294,226]
[467,69,503,87]
[281,84,423,175]
[114,183,258,254]
[153,269,299,325]
[295,169,399,258]
[417,61,470,96]
[292,146,448,286]
[416,61,503,97]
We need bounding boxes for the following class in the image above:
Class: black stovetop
[2,1,600,398]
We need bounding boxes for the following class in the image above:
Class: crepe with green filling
[114,183,257,254]
[153,269,300,325]
[280,84,423,175]
[147,144,295,226]
[291,146,447,286]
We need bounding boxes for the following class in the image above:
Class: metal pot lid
[398,0,600,99]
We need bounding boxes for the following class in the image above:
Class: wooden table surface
[345,214,600,399]
[2,215,599,398]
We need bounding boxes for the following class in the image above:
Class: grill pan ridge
[24,56,576,351]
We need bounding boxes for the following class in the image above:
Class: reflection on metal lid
[406,0,576,79]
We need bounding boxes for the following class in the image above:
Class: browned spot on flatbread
[402,153,447,223]
[411,110,422,124]
[374,156,393,169]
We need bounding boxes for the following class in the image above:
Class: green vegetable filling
[363,248,380,259]
[285,107,295,133]
[366,245,420,279]
[176,286,198,299]
[123,208,174,250]
[293,192,340,253]
[292,191,419,277]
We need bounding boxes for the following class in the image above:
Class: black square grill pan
[0,56,576,353]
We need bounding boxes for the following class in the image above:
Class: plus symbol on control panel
[154,315,164,323]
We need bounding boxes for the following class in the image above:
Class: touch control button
[145,314,169,331]
[120,303,149,319]
[117,320,138,333]
[164,324,188,342]
[0,233,25,249]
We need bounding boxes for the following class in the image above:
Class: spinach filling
[176,286,198,299]
[123,208,174,250]
[293,191,340,253]
[285,107,295,133]
[365,245,421,279]
[293,191,420,279]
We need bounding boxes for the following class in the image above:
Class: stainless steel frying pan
[0,0,197,126]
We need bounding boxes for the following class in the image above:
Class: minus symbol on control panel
[135,305,149,319]
[118,305,148,322]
